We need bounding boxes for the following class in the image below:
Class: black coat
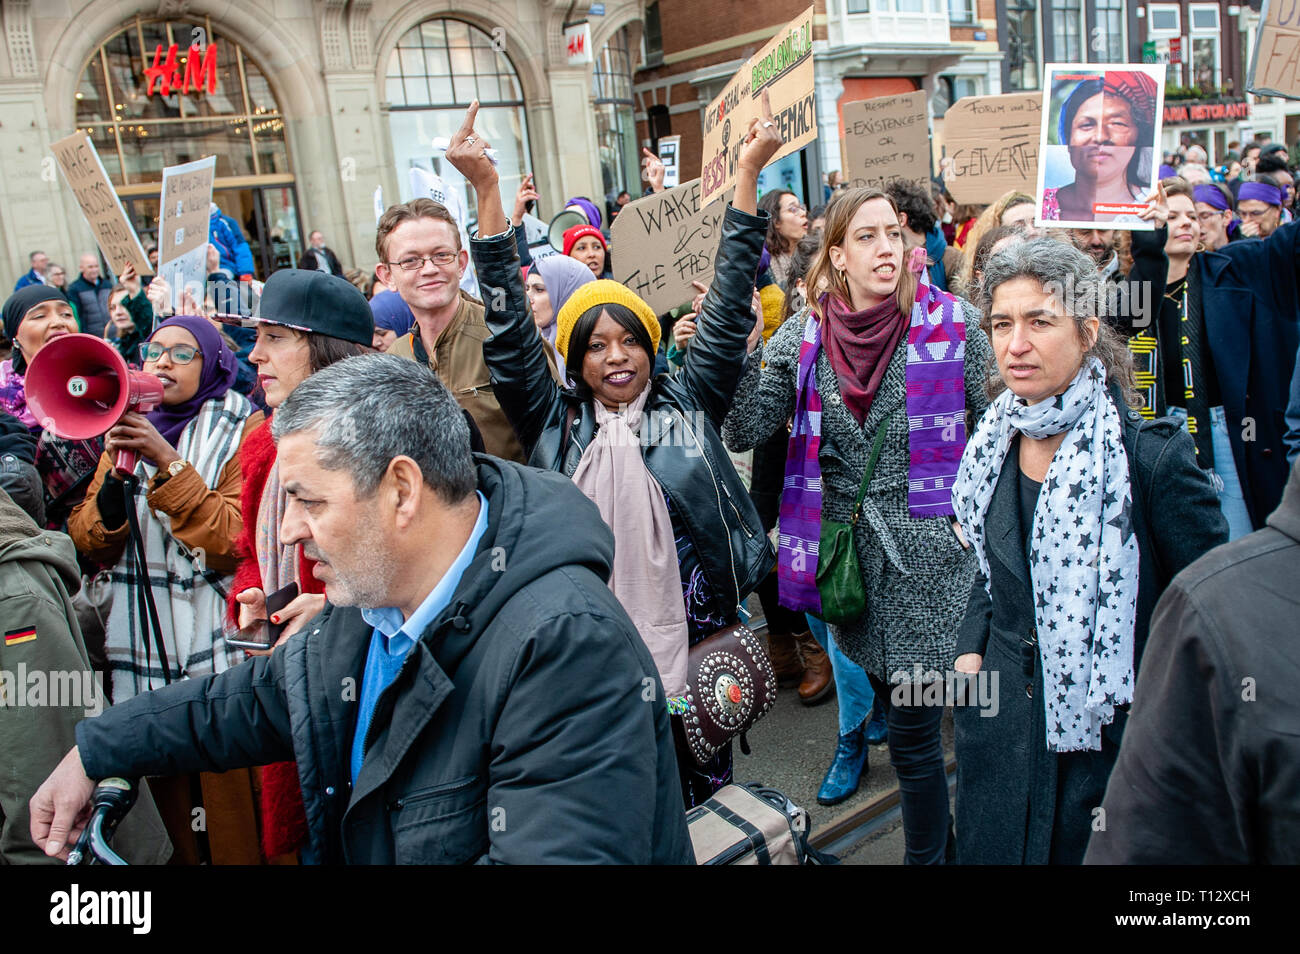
[297,246,344,277]
[475,204,775,615]
[952,392,1228,864]
[77,456,694,864]
[1086,459,1300,864]
[67,275,112,337]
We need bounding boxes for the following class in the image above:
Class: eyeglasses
[1238,208,1277,220]
[139,343,202,364]
[388,251,458,270]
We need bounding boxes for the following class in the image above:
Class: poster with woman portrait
[1035,64,1167,229]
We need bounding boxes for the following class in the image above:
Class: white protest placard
[50,131,151,277]
[612,178,733,315]
[842,90,931,192]
[158,156,216,311]
[1247,0,1300,99]
[942,92,1042,204]
[700,5,816,206]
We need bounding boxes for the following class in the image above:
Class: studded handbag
[679,622,777,767]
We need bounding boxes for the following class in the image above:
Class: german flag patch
[4,626,36,646]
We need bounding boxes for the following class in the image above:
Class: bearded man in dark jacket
[31,354,694,865]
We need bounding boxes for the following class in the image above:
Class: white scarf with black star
[952,357,1139,752]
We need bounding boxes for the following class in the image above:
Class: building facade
[633,0,1005,201]
[0,0,648,283]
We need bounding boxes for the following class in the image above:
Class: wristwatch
[166,459,188,479]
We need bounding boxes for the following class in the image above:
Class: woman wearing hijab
[67,314,265,865]
[450,102,778,806]
[68,315,261,700]
[724,187,995,864]
[525,254,595,373]
[1042,71,1157,224]
[369,289,415,351]
[950,238,1226,864]
[0,286,102,530]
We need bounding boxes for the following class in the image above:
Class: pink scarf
[570,385,689,697]
[819,293,909,425]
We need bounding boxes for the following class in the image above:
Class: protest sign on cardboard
[942,92,1041,204]
[1247,0,1300,99]
[613,178,735,315]
[842,90,930,192]
[158,156,216,310]
[700,5,816,207]
[51,131,151,276]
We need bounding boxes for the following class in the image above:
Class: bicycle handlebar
[66,777,138,866]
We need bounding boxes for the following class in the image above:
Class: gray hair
[271,353,476,502]
[976,237,1139,406]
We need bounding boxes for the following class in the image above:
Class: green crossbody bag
[815,409,895,625]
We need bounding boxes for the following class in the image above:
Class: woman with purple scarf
[724,187,994,864]
[68,314,263,700]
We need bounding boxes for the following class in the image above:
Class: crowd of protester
[1,106,1296,865]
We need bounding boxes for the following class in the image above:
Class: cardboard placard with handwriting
[842,90,930,192]
[942,92,1042,204]
[1247,0,1300,99]
[158,156,216,310]
[613,178,735,315]
[51,131,151,276]
[700,5,816,207]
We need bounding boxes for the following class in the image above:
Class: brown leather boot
[794,631,835,705]
[767,631,803,687]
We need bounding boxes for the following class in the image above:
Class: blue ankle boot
[863,700,889,746]
[817,728,867,806]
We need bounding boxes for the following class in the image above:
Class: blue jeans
[805,614,876,737]
[1208,406,1254,540]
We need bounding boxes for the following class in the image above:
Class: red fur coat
[229,416,318,858]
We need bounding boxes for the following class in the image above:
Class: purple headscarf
[1238,182,1283,207]
[145,315,238,446]
[564,196,603,230]
[1193,184,1231,211]
[370,290,414,337]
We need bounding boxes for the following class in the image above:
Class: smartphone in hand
[226,582,301,651]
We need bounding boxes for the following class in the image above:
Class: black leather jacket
[474,204,775,614]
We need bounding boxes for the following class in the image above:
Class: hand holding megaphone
[25,334,165,477]
[104,413,179,473]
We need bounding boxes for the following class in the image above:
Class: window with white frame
[1090,0,1125,63]
[1051,0,1085,62]
[1190,4,1221,91]
[847,0,869,14]
[1147,4,1183,84]
[948,0,976,23]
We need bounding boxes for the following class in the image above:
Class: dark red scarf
[819,292,908,425]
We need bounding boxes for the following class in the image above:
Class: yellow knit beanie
[554,279,661,361]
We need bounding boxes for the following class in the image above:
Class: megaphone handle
[114,449,140,478]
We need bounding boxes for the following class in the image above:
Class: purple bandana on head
[1193,185,1230,211]
[1238,182,1283,207]
[776,267,968,614]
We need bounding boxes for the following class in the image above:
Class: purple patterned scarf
[777,266,967,613]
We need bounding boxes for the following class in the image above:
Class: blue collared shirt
[350,492,489,785]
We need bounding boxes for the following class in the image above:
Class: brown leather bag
[679,623,777,766]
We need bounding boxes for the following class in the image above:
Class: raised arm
[678,104,782,425]
[722,308,803,452]
[447,102,563,457]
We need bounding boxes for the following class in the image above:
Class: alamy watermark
[889,665,1000,717]
[0,666,103,716]
[1043,276,1154,328]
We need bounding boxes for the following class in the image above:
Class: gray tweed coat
[723,303,994,683]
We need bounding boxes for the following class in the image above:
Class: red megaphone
[25,333,165,476]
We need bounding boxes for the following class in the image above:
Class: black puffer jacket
[77,456,694,864]
[476,204,775,614]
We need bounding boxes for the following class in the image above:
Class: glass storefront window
[385,18,533,231]
[593,27,641,206]
[77,15,289,185]
[1007,0,1040,91]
